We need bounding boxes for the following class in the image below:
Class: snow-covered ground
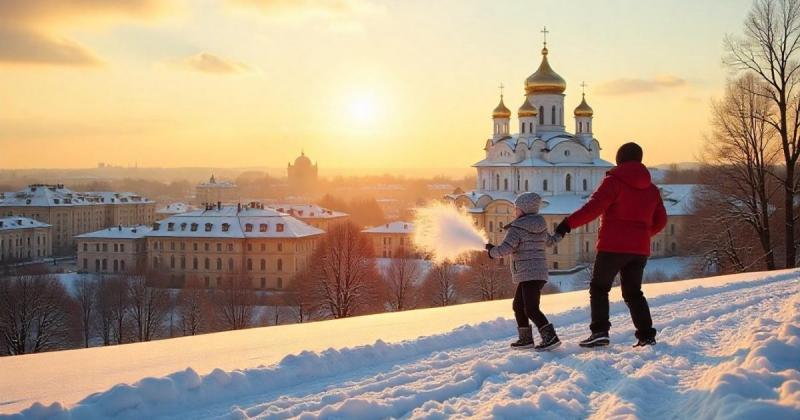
[2,269,799,419]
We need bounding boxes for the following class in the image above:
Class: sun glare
[348,93,379,124]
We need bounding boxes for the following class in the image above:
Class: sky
[0,0,754,172]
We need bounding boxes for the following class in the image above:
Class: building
[445,31,695,270]
[287,151,318,190]
[362,221,415,258]
[0,216,52,264]
[268,204,349,231]
[0,184,155,255]
[195,174,238,206]
[75,225,150,274]
[156,202,198,220]
[146,203,324,289]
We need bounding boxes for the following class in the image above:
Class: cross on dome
[541,26,549,47]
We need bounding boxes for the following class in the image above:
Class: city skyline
[0,0,751,169]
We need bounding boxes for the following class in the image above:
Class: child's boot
[510,326,534,349]
[534,323,561,351]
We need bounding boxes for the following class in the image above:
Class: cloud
[0,0,168,66]
[167,52,250,75]
[596,75,687,96]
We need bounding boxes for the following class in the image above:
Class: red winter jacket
[566,162,667,256]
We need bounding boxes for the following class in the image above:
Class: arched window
[579,121,583,132]
[566,174,572,191]
[495,174,500,189]
[516,173,520,190]
[539,106,544,124]
[216,258,222,270]
[524,179,529,191]
[543,179,549,191]
[551,105,556,124]
[504,178,509,190]
[521,123,525,134]
[482,179,486,189]
[529,122,533,133]
[583,179,588,191]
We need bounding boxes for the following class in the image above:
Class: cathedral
[287,151,319,191]
[446,31,691,271]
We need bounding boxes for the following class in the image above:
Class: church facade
[446,35,693,271]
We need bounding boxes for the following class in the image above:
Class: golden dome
[518,97,538,117]
[574,94,594,117]
[525,47,566,95]
[492,95,511,119]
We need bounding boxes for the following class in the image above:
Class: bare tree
[726,0,800,267]
[309,222,381,318]
[127,275,171,342]
[176,280,209,336]
[213,277,256,330]
[703,73,782,269]
[73,277,98,348]
[0,273,73,355]
[284,271,316,323]
[421,262,458,307]
[383,250,421,311]
[461,253,511,301]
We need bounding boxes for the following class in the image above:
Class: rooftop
[268,204,348,219]
[0,185,152,207]
[0,216,50,231]
[363,221,414,234]
[75,225,151,240]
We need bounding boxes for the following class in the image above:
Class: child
[486,192,561,351]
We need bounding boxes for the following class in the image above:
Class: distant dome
[294,152,312,166]
[574,94,594,117]
[492,96,511,119]
[518,97,538,117]
[525,47,566,95]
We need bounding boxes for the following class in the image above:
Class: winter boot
[534,323,561,351]
[510,326,534,349]
[632,337,657,348]
[579,331,610,348]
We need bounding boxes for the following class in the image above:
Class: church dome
[492,96,511,119]
[525,47,566,95]
[574,94,594,117]
[518,98,538,117]
[294,152,312,167]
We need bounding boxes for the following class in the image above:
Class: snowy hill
[1,270,799,419]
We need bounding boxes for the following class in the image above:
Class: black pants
[590,251,656,340]
[513,280,549,329]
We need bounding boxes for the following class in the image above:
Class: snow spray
[412,202,488,264]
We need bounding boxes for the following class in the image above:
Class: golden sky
[0,0,753,171]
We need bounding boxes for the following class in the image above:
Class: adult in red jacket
[555,142,667,348]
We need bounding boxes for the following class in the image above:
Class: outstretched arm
[489,226,521,258]
[566,175,618,230]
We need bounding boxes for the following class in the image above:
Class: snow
[267,204,348,220]
[1,269,798,419]
[156,202,198,215]
[148,206,324,239]
[74,225,151,239]
[0,185,152,207]
[0,216,50,230]
[363,221,414,234]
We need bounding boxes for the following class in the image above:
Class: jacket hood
[509,213,547,234]
[608,162,653,190]
[514,192,542,215]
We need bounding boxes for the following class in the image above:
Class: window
[113,260,118,272]
[170,255,175,269]
[247,258,253,271]
[564,150,570,157]
[260,243,266,251]
[482,179,486,189]
[193,243,198,251]
[193,257,198,270]
[553,262,559,269]
[228,258,234,271]
[495,174,499,189]
[260,278,266,289]
[205,223,212,232]
[579,121,583,132]
[278,242,283,252]
[216,258,222,270]
[521,123,525,134]
[489,221,494,232]
[566,174,572,192]
[204,243,210,251]
[245,223,253,232]
[277,224,284,232]
[670,224,675,235]
[277,277,283,289]
[585,241,590,253]
[260,224,268,232]
[82,258,87,269]
[121,244,125,252]
[503,178,508,191]
[216,243,222,252]
[260,259,266,270]
[205,277,210,288]
[96,243,100,252]
[277,258,283,271]
[583,179,588,191]
[543,179,549,191]
[551,105,556,124]
[204,258,210,270]
[529,122,533,133]
[539,106,544,124]
[671,242,677,252]
[247,243,252,251]
[227,243,233,251]
[120,260,125,271]
[191,223,198,232]
[553,246,558,255]
[180,256,186,269]
[221,223,230,232]
[167,222,174,231]
[180,223,187,231]
[525,179,529,191]
[83,243,87,252]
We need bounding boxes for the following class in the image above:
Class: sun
[348,93,379,124]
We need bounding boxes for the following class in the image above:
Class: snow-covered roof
[268,204,348,219]
[0,185,152,207]
[474,157,613,168]
[0,216,50,231]
[148,206,324,239]
[156,202,198,215]
[658,184,697,216]
[75,225,151,240]
[363,221,414,234]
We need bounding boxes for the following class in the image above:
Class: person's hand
[555,218,571,236]
[485,243,495,258]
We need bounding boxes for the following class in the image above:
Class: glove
[485,243,495,259]
[555,218,571,236]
